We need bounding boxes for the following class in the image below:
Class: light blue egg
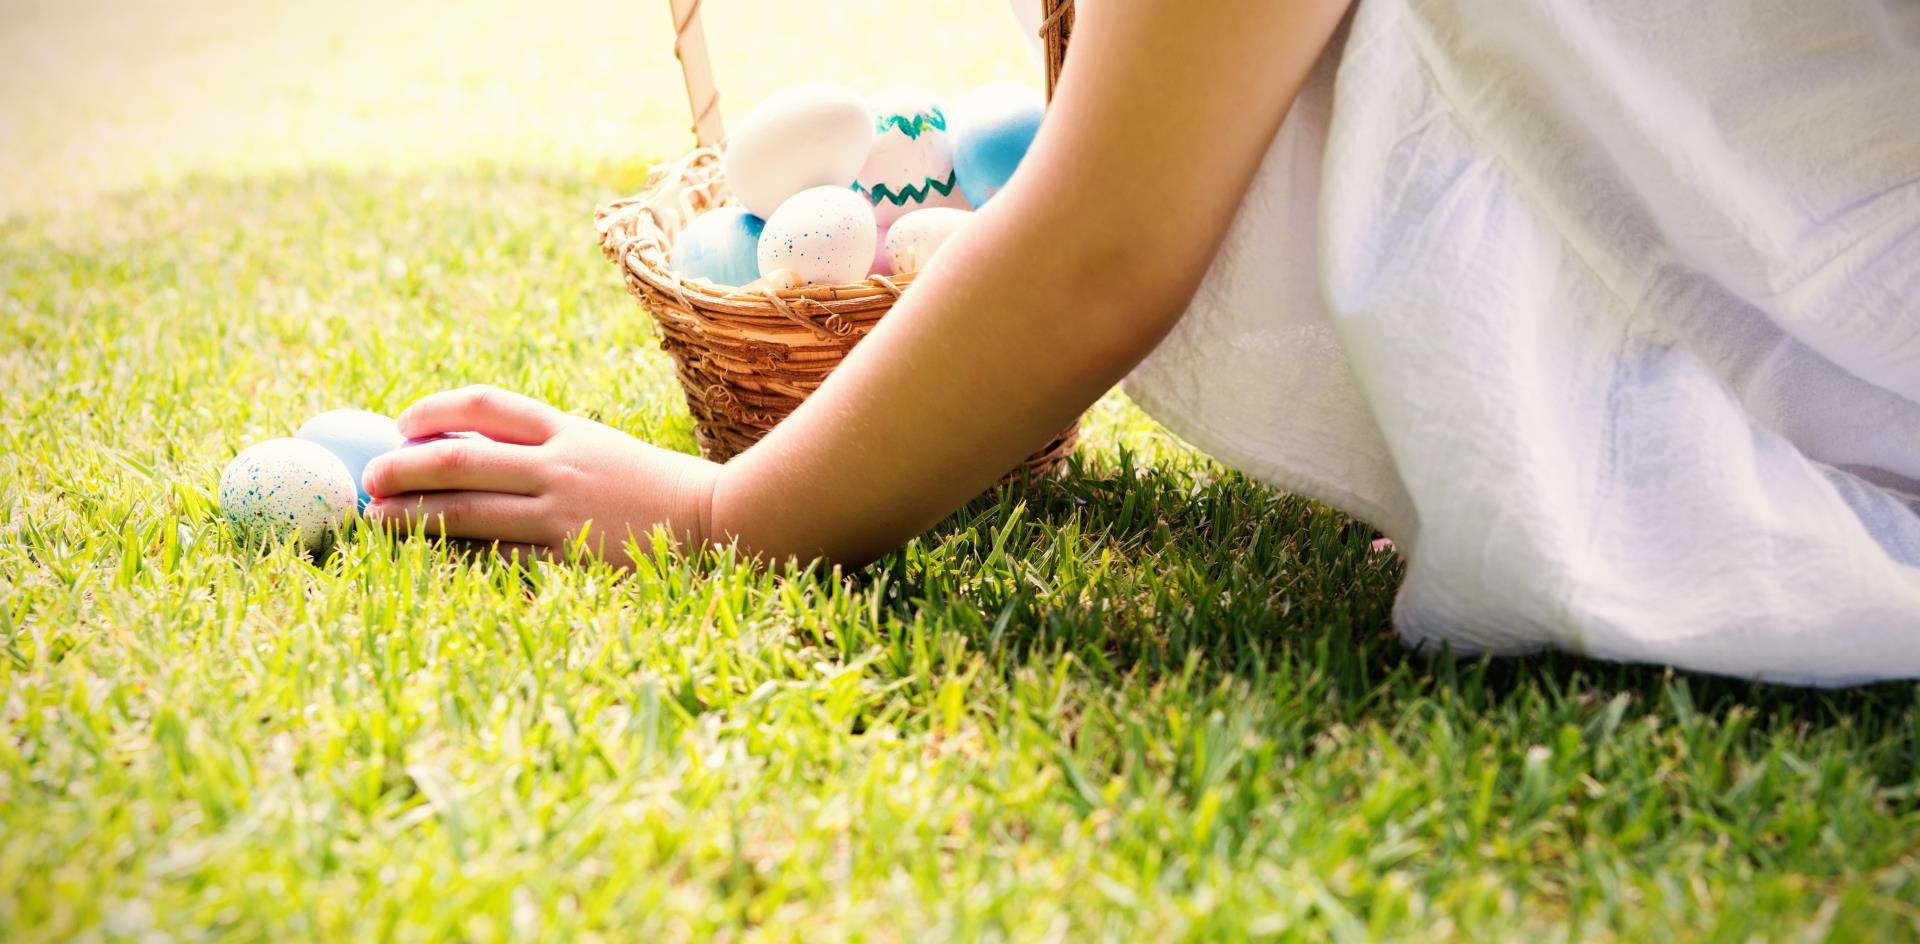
[673,207,767,288]
[295,409,403,508]
[951,85,1045,207]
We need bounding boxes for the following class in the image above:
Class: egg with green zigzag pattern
[853,87,973,229]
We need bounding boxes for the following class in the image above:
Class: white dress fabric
[1120,0,1920,685]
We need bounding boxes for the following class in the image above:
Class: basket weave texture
[594,0,1082,474]
[595,153,1077,474]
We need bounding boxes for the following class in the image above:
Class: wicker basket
[594,0,1080,474]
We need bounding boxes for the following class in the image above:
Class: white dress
[1116,0,1920,685]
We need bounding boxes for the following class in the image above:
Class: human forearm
[364,0,1352,569]
[708,200,1168,566]
[707,0,1353,566]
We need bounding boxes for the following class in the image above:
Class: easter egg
[853,87,972,229]
[672,207,766,288]
[758,186,877,286]
[401,431,487,448]
[295,409,403,509]
[218,438,356,552]
[885,207,973,274]
[950,81,1045,207]
[870,223,893,277]
[724,83,873,219]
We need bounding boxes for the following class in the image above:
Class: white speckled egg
[758,186,878,286]
[853,86,972,229]
[218,438,356,552]
[724,83,873,219]
[884,207,973,275]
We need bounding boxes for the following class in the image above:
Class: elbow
[1048,245,1201,386]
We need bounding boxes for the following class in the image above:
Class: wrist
[690,459,720,553]
[703,459,776,562]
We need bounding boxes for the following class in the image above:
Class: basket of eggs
[594,0,1080,475]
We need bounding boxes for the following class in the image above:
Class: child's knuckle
[433,445,468,473]
[454,383,499,409]
[443,494,475,520]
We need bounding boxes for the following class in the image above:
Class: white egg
[884,207,973,275]
[759,186,878,286]
[724,84,873,219]
[853,86,972,229]
[218,438,356,552]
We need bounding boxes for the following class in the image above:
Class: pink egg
[401,431,487,448]
[870,223,893,277]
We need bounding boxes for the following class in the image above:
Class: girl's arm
[364,0,1352,567]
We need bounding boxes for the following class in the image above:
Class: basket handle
[1041,0,1075,98]
[669,0,725,148]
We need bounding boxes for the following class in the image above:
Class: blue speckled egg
[758,186,877,286]
[950,82,1045,207]
[218,438,356,552]
[295,409,403,508]
[672,207,767,288]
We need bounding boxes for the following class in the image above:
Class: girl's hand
[361,385,718,567]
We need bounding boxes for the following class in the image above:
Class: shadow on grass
[868,447,1920,755]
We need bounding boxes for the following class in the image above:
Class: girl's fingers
[397,384,568,445]
[367,491,554,544]
[362,438,548,498]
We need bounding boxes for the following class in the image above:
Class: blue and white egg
[758,186,878,286]
[885,207,973,275]
[218,438,357,552]
[853,87,972,229]
[673,207,766,288]
[950,81,1045,207]
[295,408,403,509]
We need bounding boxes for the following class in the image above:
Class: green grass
[6,2,1920,941]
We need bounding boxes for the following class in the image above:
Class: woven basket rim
[596,0,1080,470]
[596,147,925,320]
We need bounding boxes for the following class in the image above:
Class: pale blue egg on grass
[218,438,357,553]
[950,82,1045,207]
[673,207,767,288]
[295,408,404,508]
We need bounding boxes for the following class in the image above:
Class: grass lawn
[4,1,1919,940]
